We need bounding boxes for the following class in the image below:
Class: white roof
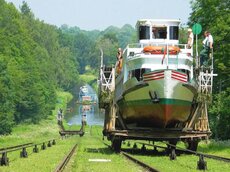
[136,19,181,26]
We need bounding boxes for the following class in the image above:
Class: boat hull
[118,98,192,128]
[115,70,195,128]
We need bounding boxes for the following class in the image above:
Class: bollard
[169,148,176,160]
[197,155,207,170]
[153,146,158,154]
[20,147,28,158]
[52,139,56,145]
[133,143,138,149]
[0,152,9,166]
[41,142,46,150]
[141,144,146,152]
[33,145,39,153]
[47,141,52,147]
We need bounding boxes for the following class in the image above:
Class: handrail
[0,139,57,154]
[0,138,58,166]
[0,142,33,152]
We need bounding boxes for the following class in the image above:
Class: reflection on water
[65,104,104,126]
[64,84,104,126]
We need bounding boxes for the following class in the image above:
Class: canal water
[64,84,104,126]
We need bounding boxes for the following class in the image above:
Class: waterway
[64,84,104,126]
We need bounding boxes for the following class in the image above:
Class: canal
[64,84,104,126]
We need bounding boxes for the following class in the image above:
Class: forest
[0,0,229,140]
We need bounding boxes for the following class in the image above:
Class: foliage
[209,91,230,140]
[189,0,230,90]
[0,0,78,134]
[189,0,230,140]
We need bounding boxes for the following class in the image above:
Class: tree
[189,0,230,140]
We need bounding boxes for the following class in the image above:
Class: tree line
[0,0,136,134]
[0,0,80,134]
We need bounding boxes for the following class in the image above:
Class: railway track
[136,141,230,163]
[102,141,160,172]
[54,143,78,172]
[121,151,160,172]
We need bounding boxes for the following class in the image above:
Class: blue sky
[6,0,192,31]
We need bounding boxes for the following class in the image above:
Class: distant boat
[79,85,93,103]
[79,85,88,96]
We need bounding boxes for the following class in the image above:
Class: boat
[114,19,196,129]
[99,19,216,152]
[79,85,89,96]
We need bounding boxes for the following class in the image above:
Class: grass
[79,74,97,85]
[0,137,78,172]
[122,140,230,172]
[1,121,230,172]
[79,73,98,92]
[63,126,142,172]
[0,90,77,172]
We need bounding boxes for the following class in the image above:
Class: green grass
[0,137,78,172]
[79,74,97,84]
[63,126,142,172]
[79,73,98,92]
[123,141,230,172]
[1,122,230,172]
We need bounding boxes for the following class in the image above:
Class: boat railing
[126,43,193,55]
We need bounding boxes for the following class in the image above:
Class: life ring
[143,46,180,55]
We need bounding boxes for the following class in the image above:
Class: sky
[6,0,192,31]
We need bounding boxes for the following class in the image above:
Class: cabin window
[129,68,151,81]
[139,26,150,40]
[152,27,167,39]
[169,26,179,40]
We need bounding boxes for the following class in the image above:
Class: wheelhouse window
[169,26,179,40]
[152,27,167,39]
[139,26,150,40]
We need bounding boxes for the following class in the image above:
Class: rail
[54,143,78,172]
[102,141,160,172]
[0,142,33,152]
[134,141,230,170]
[0,139,57,166]
[121,151,160,172]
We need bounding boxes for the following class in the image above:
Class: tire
[112,139,122,153]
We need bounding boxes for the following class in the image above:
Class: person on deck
[200,31,213,66]
[116,48,123,74]
[187,28,194,49]
[152,27,159,39]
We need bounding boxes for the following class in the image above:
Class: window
[152,27,167,39]
[129,68,151,81]
[139,26,150,40]
[169,26,179,40]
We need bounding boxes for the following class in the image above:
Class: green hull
[118,98,192,128]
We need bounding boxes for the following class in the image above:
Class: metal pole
[100,48,103,68]
[196,34,199,68]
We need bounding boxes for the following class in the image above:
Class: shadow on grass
[122,148,171,156]
[85,147,114,155]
